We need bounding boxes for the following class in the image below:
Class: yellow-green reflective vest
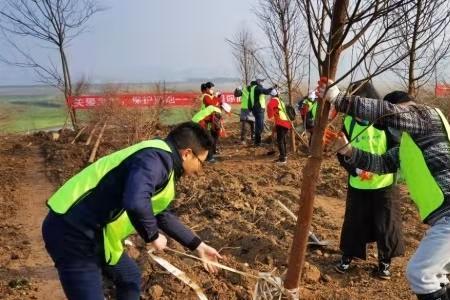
[47,139,176,265]
[241,87,250,109]
[344,116,394,189]
[399,108,450,221]
[273,97,289,121]
[192,106,221,123]
[307,100,318,120]
[249,85,266,109]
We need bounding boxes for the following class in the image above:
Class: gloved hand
[326,131,352,156]
[316,77,340,104]
[356,168,374,181]
[323,128,339,146]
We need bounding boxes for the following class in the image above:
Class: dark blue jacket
[63,137,201,251]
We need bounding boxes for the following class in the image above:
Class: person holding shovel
[42,122,222,300]
[320,79,450,300]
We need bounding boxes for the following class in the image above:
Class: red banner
[68,92,240,109]
[435,84,450,97]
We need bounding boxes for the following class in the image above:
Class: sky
[0,1,447,90]
[0,0,262,86]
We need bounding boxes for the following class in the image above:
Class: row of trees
[229,0,450,100]
[229,0,450,294]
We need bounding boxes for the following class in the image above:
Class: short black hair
[383,91,415,104]
[205,82,215,89]
[200,83,207,92]
[167,122,213,154]
[349,80,381,99]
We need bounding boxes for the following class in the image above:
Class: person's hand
[331,132,353,156]
[316,77,340,104]
[214,91,222,98]
[356,168,373,181]
[328,106,337,121]
[323,128,339,147]
[196,242,223,274]
[147,234,167,252]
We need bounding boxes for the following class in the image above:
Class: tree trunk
[59,46,77,129]
[408,0,422,97]
[284,0,348,291]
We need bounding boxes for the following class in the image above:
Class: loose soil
[0,122,427,299]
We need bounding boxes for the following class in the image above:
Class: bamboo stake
[85,122,99,146]
[88,121,107,163]
[70,126,87,144]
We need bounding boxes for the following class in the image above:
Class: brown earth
[0,122,427,299]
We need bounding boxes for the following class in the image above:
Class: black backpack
[284,104,296,121]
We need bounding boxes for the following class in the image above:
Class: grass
[0,95,67,133]
[0,93,240,133]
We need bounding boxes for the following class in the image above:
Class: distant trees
[256,0,307,151]
[390,0,450,96]
[227,27,259,87]
[0,0,104,128]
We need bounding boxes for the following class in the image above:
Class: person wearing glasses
[42,122,222,300]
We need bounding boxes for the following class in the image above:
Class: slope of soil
[0,122,427,299]
[0,136,64,299]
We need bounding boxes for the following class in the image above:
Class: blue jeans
[406,216,450,294]
[42,212,141,300]
[253,109,265,145]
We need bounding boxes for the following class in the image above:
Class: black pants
[340,186,405,261]
[42,212,141,300]
[276,125,288,159]
[240,121,254,141]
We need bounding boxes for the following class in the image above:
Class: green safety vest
[344,116,394,189]
[241,87,250,110]
[192,106,221,123]
[47,139,176,265]
[308,100,318,120]
[273,97,289,121]
[249,85,266,109]
[399,108,450,221]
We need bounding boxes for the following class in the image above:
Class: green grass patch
[0,94,68,133]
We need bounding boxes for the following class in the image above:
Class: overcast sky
[0,1,448,90]
[0,0,263,86]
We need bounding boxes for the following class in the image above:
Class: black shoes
[335,256,352,273]
[374,261,391,280]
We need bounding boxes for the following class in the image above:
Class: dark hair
[205,82,215,89]
[383,91,415,104]
[349,80,381,99]
[250,80,257,86]
[200,83,207,92]
[167,122,213,153]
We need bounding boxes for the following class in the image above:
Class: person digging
[320,79,450,300]
[42,122,222,300]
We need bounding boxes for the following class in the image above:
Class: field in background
[0,98,200,133]
[0,81,241,133]
[0,95,67,133]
